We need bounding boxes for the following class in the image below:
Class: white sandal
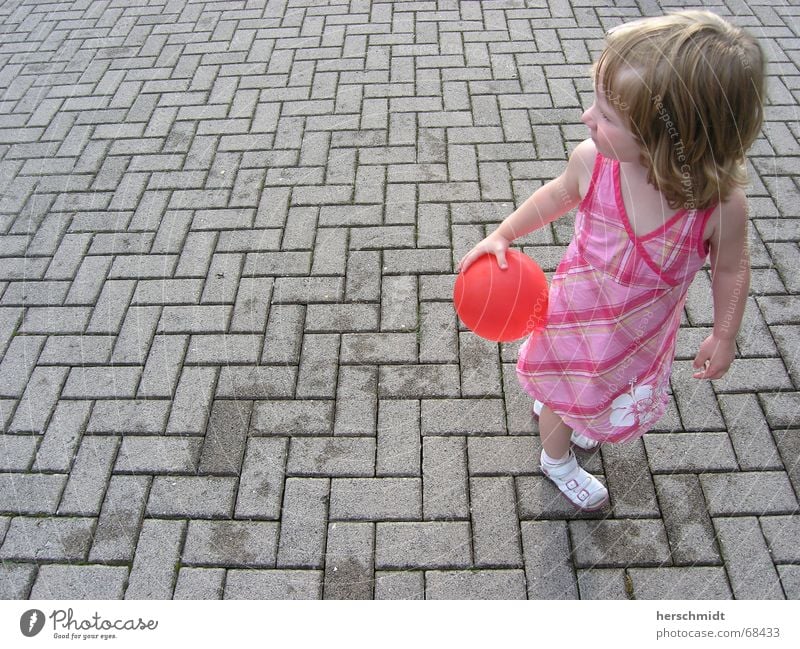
[540,450,609,511]
[532,400,600,451]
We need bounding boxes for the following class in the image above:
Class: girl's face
[581,78,642,163]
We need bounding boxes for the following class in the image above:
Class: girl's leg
[537,404,608,511]
[539,404,572,460]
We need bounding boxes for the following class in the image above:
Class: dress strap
[693,203,718,258]
[577,153,606,211]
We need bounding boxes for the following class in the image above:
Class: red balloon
[453,249,549,342]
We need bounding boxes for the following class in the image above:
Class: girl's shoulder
[702,186,748,247]
[564,138,599,201]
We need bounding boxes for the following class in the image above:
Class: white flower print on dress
[609,380,658,428]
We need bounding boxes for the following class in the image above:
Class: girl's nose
[581,106,594,127]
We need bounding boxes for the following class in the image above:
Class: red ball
[453,249,549,342]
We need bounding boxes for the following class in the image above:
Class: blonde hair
[595,10,766,210]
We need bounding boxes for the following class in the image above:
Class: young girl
[457,10,765,511]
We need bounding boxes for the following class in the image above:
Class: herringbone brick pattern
[0,0,798,599]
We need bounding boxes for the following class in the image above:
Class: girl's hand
[692,335,737,380]
[456,232,511,274]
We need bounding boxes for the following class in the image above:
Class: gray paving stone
[174,568,225,600]
[374,570,425,600]
[713,517,784,599]
[38,334,114,365]
[287,437,375,477]
[0,561,36,599]
[199,400,252,475]
[460,332,503,397]
[133,278,204,306]
[158,304,232,333]
[576,568,629,600]
[277,478,329,569]
[653,474,721,565]
[423,436,469,520]
[183,521,279,568]
[57,436,119,516]
[468,436,539,475]
[306,304,379,333]
[378,365,459,400]
[0,434,37,471]
[0,516,94,561]
[419,302,458,363]
[777,565,800,600]
[216,366,296,399]
[137,334,188,398]
[520,521,578,599]
[34,400,91,472]
[628,567,732,600]
[0,473,67,515]
[770,325,800,387]
[271,277,343,304]
[700,472,798,516]
[670,361,725,431]
[421,398,506,435]
[166,366,217,435]
[471,477,523,567]
[569,520,671,568]
[86,279,135,334]
[251,400,334,436]
[377,399,420,477]
[295,333,339,399]
[334,365,378,436]
[126,519,185,599]
[760,516,800,563]
[61,366,141,400]
[760,392,800,430]
[19,306,91,334]
[9,365,69,432]
[88,399,171,435]
[235,437,287,520]
[89,474,149,563]
[0,336,45,399]
[110,306,162,364]
[426,569,527,599]
[0,400,13,434]
[30,565,128,600]
[643,432,739,473]
[380,275,417,331]
[712,358,793,393]
[230,277,274,333]
[147,476,237,518]
[718,393,784,470]
[115,436,202,475]
[772,429,800,495]
[323,522,374,599]
[224,570,322,599]
[600,438,660,517]
[330,478,421,521]
[340,332,417,364]
[376,522,472,570]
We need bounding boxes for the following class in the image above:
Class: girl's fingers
[693,359,727,380]
[496,249,508,269]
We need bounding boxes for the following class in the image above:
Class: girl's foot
[532,400,600,451]
[540,450,609,511]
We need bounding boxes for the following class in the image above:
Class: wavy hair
[595,10,766,210]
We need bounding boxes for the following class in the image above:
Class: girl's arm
[456,139,595,273]
[692,188,750,380]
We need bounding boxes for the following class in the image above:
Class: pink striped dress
[516,153,716,443]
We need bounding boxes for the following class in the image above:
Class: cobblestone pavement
[0,0,798,600]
